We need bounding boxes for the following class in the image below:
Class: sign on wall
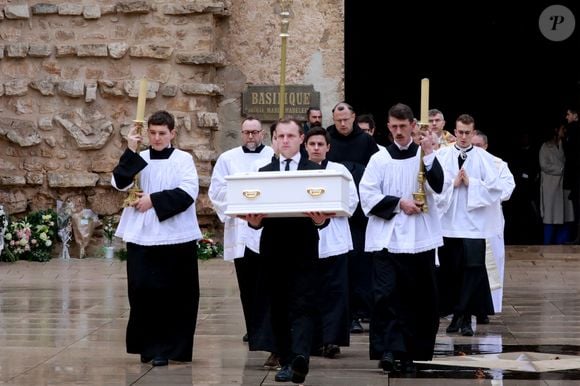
[242,85,320,122]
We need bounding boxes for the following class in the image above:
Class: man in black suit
[245,118,332,384]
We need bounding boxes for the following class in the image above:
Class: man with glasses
[436,114,503,337]
[428,109,455,147]
[208,117,275,363]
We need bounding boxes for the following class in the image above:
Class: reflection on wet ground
[2,245,580,385]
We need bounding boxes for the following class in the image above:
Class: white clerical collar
[454,144,473,152]
[280,152,301,166]
[395,139,414,151]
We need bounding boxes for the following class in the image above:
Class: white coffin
[224,169,353,217]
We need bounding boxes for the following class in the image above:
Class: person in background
[428,108,455,147]
[326,102,379,334]
[539,123,574,244]
[303,107,323,134]
[112,110,202,367]
[472,130,515,322]
[358,114,386,151]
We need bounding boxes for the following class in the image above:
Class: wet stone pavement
[1,245,580,385]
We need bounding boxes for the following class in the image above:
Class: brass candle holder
[122,78,148,208]
[122,119,145,208]
[412,122,429,213]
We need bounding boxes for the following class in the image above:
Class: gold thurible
[123,79,148,208]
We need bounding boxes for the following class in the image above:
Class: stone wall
[0,0,344,240]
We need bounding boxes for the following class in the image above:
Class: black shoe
[446,314,461,333]
[140,355,152,363]
[461,316,474,336]
[151,357,168,366]
[274,365,292,382]
[291,355,309,384]
[476,315,490,324]
[242,333,249,342]
[350,319,364,333]
[399,359,416,373]
[379,351,396,373]
[264,353,281,370]
[323,344,341,358]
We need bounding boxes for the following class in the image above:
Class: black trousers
[369,249,439,361]
[311,253,350,348]
[438,237,495,318]
[126,241,199,361]
[348,221,373,320]
[261,254,318,366]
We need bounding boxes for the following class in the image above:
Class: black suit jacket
[257,156,326,261]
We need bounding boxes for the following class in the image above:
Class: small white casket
[224,169,353,217]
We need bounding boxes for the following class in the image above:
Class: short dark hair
[148,110,175,130]
[242,116,261,126]
[428,108,444,119]
[456,114,475,125]
[357,114,376,129]
[388,103,414,121]
[306,107,321,117]
[275,118,303,134]
[474,130,488,145]
[304,126,330,144]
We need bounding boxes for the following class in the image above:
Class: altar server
[359,103,444,373]
[472,131,515,317]
[112,110,202,367]
[304,127,359,358]
[436,114,503,337]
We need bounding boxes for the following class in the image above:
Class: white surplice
[318,161,359,258]
[360,147,443,254]
[208,146,274,261]
[112,148,202,245]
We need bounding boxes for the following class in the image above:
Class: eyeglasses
[241,130,262,136]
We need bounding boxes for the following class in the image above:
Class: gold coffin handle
[242,190,260,199]
[307,187,325,197]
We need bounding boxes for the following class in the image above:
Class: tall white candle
[420,78,429,124]
[135,78,148,122]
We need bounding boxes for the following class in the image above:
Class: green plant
[1,209,57,262]
[115,247,128,261]
[196,232,223,260]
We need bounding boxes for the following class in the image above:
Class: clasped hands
[453,168,469,187]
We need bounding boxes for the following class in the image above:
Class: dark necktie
[458,151,467,168]
[284,158,292,171]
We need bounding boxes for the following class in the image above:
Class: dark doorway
[345,1,580,244]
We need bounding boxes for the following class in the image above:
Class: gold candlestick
[414,78,430,212]
[278,0,292,118]
[123,79,148,208]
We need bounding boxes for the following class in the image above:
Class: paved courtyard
[2,245,580,385]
